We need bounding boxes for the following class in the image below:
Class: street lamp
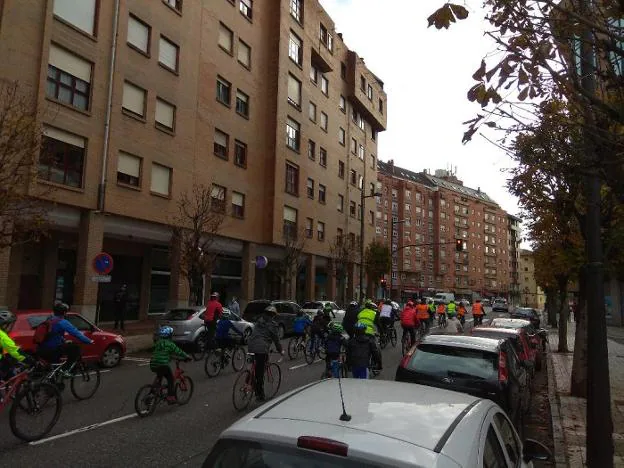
[359,188,382,304]
[389,218,407,301]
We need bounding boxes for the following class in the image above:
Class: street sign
[91,275,112,283]
[93,252,114,275]
[255,256,268,269]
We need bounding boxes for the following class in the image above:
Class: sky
[319,0,522,220]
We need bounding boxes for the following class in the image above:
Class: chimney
[477,187,481,194]
[337,33,343,39]
[388,159,395,175]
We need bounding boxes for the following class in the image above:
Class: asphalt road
[0,310,493,468]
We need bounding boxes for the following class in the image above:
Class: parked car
[201,379,551,467]
[10,310,127,368]
[471,326,541,372]
[395,334,532,430]
[492,299,509,313]
[155,306,254,349]
[510,307,541,328]
[490,317,548,357]
[300,301,345,323]
[242,300,301,339]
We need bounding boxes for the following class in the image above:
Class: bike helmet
[407,300,414,307]
[159,326,174,338]
[264,305,278,315]
[52,301,70,316]
[210,292,220,299]
[0,309,16,328]
[330,322,344,333]
[364,299,375,309]
[354,322,367,330]
[349,301,358,307]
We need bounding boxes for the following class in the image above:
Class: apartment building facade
[376,160,517,302]
[507,214,522,304]
[519,249,546,309]
[0,0,386,323]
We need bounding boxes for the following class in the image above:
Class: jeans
[254,353,268,399]
[352,366,368,379]
[204,321,217,350]
[153,365,174,397]
[325,352,340,376]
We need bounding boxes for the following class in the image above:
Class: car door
[64,314,99,361]
[493,411,523,467]
[506,343,530,423]
[477,408,514,467]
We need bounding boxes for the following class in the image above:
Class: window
[232,192,245,218]
[319,147,327,167]
[360,75,366,91]
[117,151,141,187]
[288,31,303,65]
[150,163,171,196]
[214,81,237,111]
[317,221,325,241]
[234,140,247,167]
[159,36,179,72]
[367,84,373,100]
[320,75,328,95]
[305,217,313,238]
[308,101,317,121]
[350,201,356,217]
[337,194,344,212]
[218,23,233,53]
[338,127,346,146]
[372,128,377,141]
[240,0,253,20]
[287,74,302,108]
[238,40,251,68]
[39,126,85,188]
[211,184,226,213]
[283,206,298,239]
[53,0,97,35]
[379,98,384,114]
[357,174,363,189]
[236,89,249,117]
[341,62,346,79]
[358,144,364,160]
[370,154,375,169]
[370,210,374,225]
[310,65,318,84]
[319,24,333,51]
[306,178,315,198]
[127,15,150,54]
[164,0,182,12]
[357,204,362,220]
[122,81,146,117]
[350,169,356,186]
[46,45,92,111]
[350,138,357,154]
[155,98,175,131]
[318,184,326,204]
[338,160,345,178]
[285,162,299,195]
[213,129,229,159]
[320,111,328,131]
[358,115,365,131]
[286,118,300,151]
[483,425,507,468]
[290,0,303,22]
[308,140,316,160]
[339,95,346,112]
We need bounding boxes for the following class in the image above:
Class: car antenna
[336,363,351,422]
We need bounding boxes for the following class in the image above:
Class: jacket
[357,308,377,336]
[343,303,361,334]
[229,300,240,316]
[150,338,188,369]
[215,318,243,339]
[247,315,282,354]
[325,331,346,354]
[436,304,446,314]
[447,302,457,316]
[400,305,418,327]
[0,329,25,362]
[347,334,379,368]
[38,316,92,350]
[205,300,223,322]
[472,303,484,315]
[293,315,312,334]
[416,304,429,320]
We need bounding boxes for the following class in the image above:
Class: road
[0,310,494,467]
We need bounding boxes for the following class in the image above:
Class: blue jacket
[325,331,346,354]
[215,318,243,339]
[293,315,312,334]
[38,316,92,350]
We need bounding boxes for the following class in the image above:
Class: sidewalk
[547,323,624,467]
[98,320,156,354]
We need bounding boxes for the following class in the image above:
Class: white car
[301,301,345,323]
[202,379,551,467]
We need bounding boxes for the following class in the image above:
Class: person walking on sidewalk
[113,284,128,331]
[229,296,241,316]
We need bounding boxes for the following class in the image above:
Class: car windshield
[164,309,196,321]
[205,439,386,468]
[302,302,323,309]
[407,344,498,380]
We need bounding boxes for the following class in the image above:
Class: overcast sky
[320,0,522,220]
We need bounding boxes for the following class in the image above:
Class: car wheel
[100,344,122,368]
[278,324,285,340]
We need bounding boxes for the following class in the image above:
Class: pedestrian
[204,292,223,350]
[229,296,240,316]
[113,284,128,331]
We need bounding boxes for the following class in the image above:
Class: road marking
[29,413,137,446]
[289,359,321,370]
[138,363,150,367]
[124,357,151,363]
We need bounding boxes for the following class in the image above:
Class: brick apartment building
[376,160,521,302]
[0,0,386,323]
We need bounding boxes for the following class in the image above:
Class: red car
[8,310,127,368]
[470,326,540,373]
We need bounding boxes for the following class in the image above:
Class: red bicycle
[232,352,282,411]
[134,360,194,417]
[1,363,62,441]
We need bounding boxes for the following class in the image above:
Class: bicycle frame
[0,367,29,412]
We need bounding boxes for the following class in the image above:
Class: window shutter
[211,185,225,200]
[53,0,96,35]
[283,206,297,222]
[118,152,140,177]
[155,99,175,128]
[159,37,177,69]
[127,16,149,52]
[43,126,85,148]
[214,131,227,147]
[238,42,250,67]
[288,75,301,105]
[151,164,170,195]
[232,192,244,206]
[49,45,92,83]
[218,24,232,51]
[122,82,145,116]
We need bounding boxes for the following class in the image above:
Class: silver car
[300,301,345,323]
[155,306,254,348]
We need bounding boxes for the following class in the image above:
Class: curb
[546,340,569,467]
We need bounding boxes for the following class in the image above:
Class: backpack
[33,317,60,345]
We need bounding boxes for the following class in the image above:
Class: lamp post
[389,218,407,301]
[359,189,381,304]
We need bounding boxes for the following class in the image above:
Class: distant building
[518,249,545,309]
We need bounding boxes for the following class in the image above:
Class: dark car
[510,307,541,328]
[395,334,531,430]
[242,300,301,339]
[471,326,541,372]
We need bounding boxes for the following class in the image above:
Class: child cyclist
[324,322,347,378]
[214,312,244,368]
[150,326,191,404]
[292,309,312,346]
[346,322,380,379]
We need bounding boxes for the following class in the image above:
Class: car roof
[489,318,532,327]
[222,379,487,463]
[472,327,523,336]
[420,333,504,352]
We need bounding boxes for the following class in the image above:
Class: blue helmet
[159,326,174,338]
[354,322,367,330]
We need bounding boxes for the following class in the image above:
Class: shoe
[166,396,177,405]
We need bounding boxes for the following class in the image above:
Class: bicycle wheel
[318,342,326,360]
[175,376,194,405]
[390,327,398,347]
[401,335,411,356]
[9,382,62,442]
[192,332,208,361]
[204,350,222,377]
[287,337,299,360]
[379,332,388,350]
[264,363,282,399]
[70,361,100,400]
[231,347,246,372]
[232,370,253,411]
[304,341,317,364]
[134,384,159,417]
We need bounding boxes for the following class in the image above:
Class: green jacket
[447,302,457,316]
[150,338,188,369]
[357,308,377,336]
[0,329,25,362]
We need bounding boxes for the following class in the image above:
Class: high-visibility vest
[437,304,446,314]
[458,306,466,316]
[472,303,484,315]
[428,303,435,313]
[447,302,457,315]
[416,304,429,320]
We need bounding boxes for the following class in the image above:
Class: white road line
[123,357,151,363]
[289,359,321,370]
[138,363,150,367]
[29,413,137,446]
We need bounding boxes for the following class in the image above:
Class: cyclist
[436,301,447,325]
[346,322,380,379]
[310,310,327,353]
[292,309,312,344]
[0,310,31,381]
[447,300,457,320]
[472,299,485,326]
[36,302,93,375]
[343,300,361,338]
[324,322,347,378]
[357,300,382,370]
[214,312,244,368]
[378,299,393,336]
[204,292,223,350]
[150,326,191,404]
[457,301,467,327]
[400,300,418,346]
[427,299,436,326]
[416,299,430,332]
[247,305,283,401]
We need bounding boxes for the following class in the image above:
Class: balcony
[311,35,334,73]
[346,50,387,131]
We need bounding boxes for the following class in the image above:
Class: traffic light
[380,278,387,289]
[455,239,465,252]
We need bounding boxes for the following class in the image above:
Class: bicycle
[474,314,484,326]
[134,360,194,417]
[204,342,246,377]
[401,328,415,356]
[35,356,100,400]
[320,348,348,379]
[437,313,448,328]
[232,352,282,411]
[287,332,308,360]
[192,324,213,361]
[379,323,398,349]
[304,333,326,364]
[1,363,62,441]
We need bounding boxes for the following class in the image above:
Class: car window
[331,302,339,310]
[66,315,92,331]
[243,302,269,317]
[27,315,49,329]
[290,303,301,313]
[505,344,523,377]
[408,344,498,380]
[164,309,196,321]
[483,425,508,468]
[494,412,521,466]
[302,301,322,309]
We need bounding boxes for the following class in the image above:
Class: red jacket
[400,305,419,327]
[205,300,223,322]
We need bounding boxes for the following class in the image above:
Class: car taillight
[297,436,348,457]
[400,347,416,368]
[498,352,508,383]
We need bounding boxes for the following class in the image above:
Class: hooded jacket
[343,303,361,335]
[247,315,282,354]
[346,333,380,368]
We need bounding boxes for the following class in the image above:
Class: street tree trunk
[546,288,558,328]
[571,267,588,397]
[557,276,569,353]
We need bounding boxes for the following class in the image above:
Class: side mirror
[523,438,551,463]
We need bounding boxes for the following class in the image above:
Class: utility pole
[579,1,613,465]
[359,189,381,304]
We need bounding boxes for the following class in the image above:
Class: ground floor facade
[0,206,361,323]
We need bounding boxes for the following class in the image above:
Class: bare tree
[329,234,358,305]
[0,81,51,249]
[275,227,306,299]
[171,184,227,306]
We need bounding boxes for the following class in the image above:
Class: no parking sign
[93,252,114,275]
